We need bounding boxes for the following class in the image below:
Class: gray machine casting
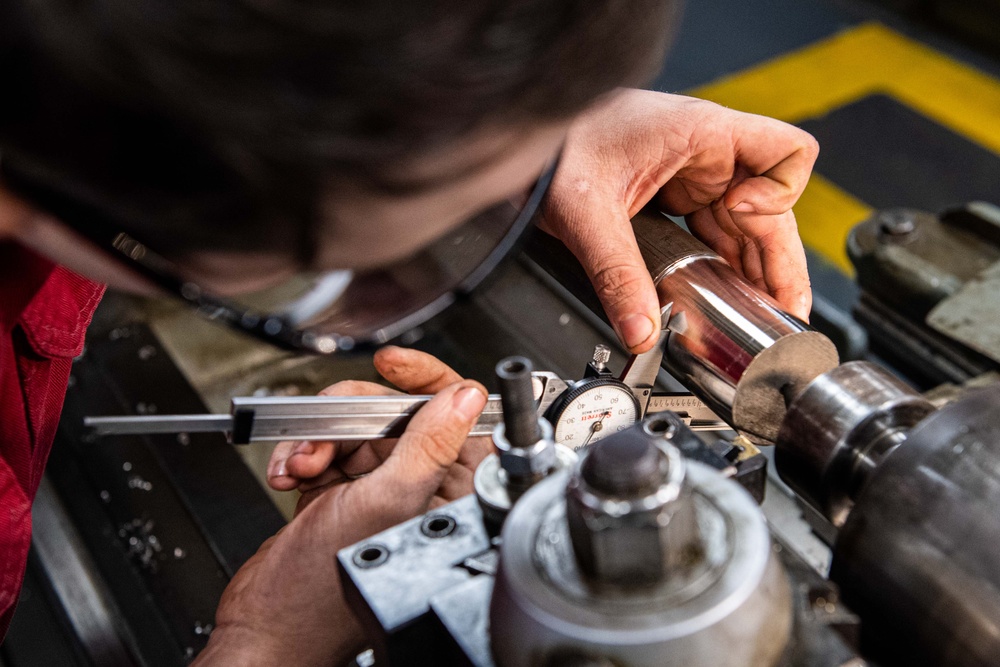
[341,208,1000,667]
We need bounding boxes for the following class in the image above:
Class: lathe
[334,209,1000,667]
[33,205,1000,667]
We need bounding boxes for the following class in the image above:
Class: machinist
[0,0,818,663]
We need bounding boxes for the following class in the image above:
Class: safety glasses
[3,158,558,354]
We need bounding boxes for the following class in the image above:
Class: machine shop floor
[661,0,1000,298]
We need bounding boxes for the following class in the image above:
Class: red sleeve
[0,243,104,638]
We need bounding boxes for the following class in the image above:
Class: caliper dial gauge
[544,379,642,450]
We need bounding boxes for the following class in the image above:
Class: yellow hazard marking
[790,174,871,274]
[685,22,1000,273]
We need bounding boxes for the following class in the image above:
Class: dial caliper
[86,304,727,449]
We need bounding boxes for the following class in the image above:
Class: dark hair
[0,0,678,262]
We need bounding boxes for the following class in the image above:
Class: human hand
[541,88,818,353]
[194,347,489,667]
[266,346,494,514]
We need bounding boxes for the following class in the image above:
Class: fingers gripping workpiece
[631,208,839,444]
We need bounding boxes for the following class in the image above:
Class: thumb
[366,380,487,520]
[546,207,661,353]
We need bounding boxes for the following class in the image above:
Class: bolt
[565,422,700,586]
[496,357,541,449]
[878,211,916,237]
[497,422,557,477]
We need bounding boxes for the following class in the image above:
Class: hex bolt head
[565,421,702,586]
[878,210,916,237]
[495,418,557,479]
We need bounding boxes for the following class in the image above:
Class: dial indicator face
[548,380,640,450]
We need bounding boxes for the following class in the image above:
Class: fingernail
[731,201,755,213]
[453,386,487,421]
[293,441,315,456]
[798,294,811,322]
[619,313,655,350]
[274,459,288,478]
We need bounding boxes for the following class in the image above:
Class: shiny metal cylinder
[632,209,839,444]
[775,361,934,526]
[831,385,1000,666]
[490,462,792,667]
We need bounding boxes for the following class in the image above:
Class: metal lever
[618,303,672,414]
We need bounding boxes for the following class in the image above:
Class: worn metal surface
[927,260,1000,362]
[772,533,864,667]
[775,361,934,526]
[491,460,791,667]
[338,494,492,667]
[832,385,1000,667]
[25,477,136,667]
[631,208,840,444]
[848,204,1000,386]
[564,417,695,585]
[46,323,285,664]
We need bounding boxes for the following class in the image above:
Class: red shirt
[0,242,104,638]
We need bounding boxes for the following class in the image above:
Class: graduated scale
[87,305,727,448]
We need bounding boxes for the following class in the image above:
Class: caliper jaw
[529,372,569,417]
[617,302,673,416]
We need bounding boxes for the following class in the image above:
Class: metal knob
[591,344,612,372]
[565,414,701,586]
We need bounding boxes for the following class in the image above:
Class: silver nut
[500,439,558,477]
[495,418,557,479]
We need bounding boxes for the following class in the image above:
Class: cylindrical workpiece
[775,361,934,526]
[831,385,1000,666]
[631,208,839,443]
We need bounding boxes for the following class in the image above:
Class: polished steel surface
[832,386,1000,667]
[88,395,506,441]
[87,368,728,442]
[775,361,934,526]
[632,209,839,444]
[490,460,791,666]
